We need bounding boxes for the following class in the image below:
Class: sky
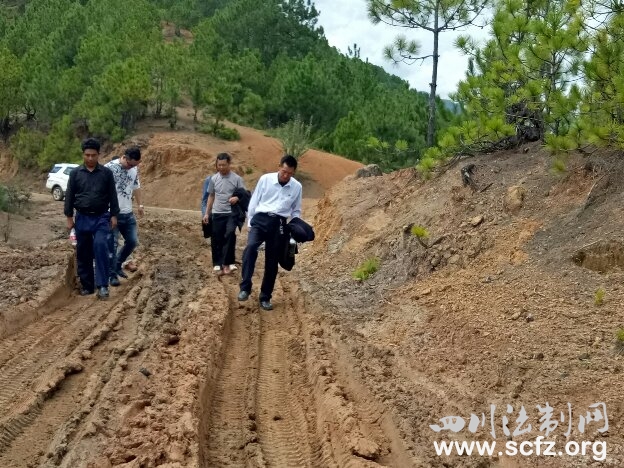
[312,0,491,99]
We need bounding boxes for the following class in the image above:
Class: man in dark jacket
[232,186,251,231]
[278,217,315,271]
[64,138,119,300]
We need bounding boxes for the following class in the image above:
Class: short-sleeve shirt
[209,171,245,214]
[105,159,140,214]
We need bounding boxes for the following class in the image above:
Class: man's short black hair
[280,154,297,170]
[216,152,231,163]
[125,146,141,161]
[81,138,101,153]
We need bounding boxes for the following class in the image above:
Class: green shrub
[214,126,240,141]
[352,257,380,281]
[0,185,7,213]
[0,184,30,213]
[416,155,437,178]
[551,157,567,175]
[273,115,315,159]
[410,225,429,239]
[198,122,240,141]
[595,287,606,306]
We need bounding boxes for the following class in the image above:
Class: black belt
[262,212,286,220]
[77,209,107,216]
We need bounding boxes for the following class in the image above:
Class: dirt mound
[106,126,362,209]
[301,146,624,466]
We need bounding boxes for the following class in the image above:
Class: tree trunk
[427,2,440,147]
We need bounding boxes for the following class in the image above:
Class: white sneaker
[229,264,238,271]
[213,266,221,271]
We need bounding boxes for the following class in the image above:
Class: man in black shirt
[64,138,119,299]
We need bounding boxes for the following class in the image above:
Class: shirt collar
[80,163,102,172]
[272,172,292,188]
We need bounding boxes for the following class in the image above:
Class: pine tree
[433,0,587,158]
[367,0,488,147]
[578,4,624,148]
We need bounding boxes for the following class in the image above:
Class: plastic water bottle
[69,228,77,246]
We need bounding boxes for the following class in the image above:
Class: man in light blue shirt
[238,155,302,310]
[201,175,212,219]
[201,173,213,244]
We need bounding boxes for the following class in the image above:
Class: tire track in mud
[0,250,195,467]
[200,281,260,467]
[0,213,214,467]
[254,288,322,467]
[0,293,125,457]
[0,209,414,467]
[0,271,145,467]
[200,273,323,467]
[200,268,411,467]
[47,251,205,468]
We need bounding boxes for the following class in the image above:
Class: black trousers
[211,213,237,267]
[240,213,286,301]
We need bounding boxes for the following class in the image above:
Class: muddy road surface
[0,202,407,468]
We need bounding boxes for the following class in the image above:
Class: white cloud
[313,0,490,99]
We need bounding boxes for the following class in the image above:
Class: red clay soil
[118,122,363,209]
[2,127,623,468]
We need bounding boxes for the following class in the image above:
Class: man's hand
[202,213,210,224]
[66,217,74,230]
[137,205,145,217]
[111,216,118,230]
[229,196,239,205]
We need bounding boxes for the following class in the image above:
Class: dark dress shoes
[259,300,273,311]
[96,286,109,300]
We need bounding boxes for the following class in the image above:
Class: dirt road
[3,129,623,467]
[0,201,408,467]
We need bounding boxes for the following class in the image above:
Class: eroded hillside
[1,133,623,467]
[301,144,624,467]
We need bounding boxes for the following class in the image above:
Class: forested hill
[0,0,453,172]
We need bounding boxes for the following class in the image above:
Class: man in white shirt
[238,155,302,310]
[105,147,143,286]
[203,153,246,275]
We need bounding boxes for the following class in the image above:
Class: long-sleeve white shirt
[248,172,302,226]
